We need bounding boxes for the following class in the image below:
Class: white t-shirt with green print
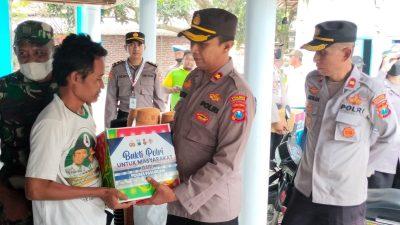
[26,94,106,225]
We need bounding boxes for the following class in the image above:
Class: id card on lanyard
[125,60,145,109]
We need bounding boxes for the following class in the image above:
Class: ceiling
[29,0,116,5]
[29,0,298,8]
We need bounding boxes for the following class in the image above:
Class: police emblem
[378,103,391,118]
[347,94,362,105]
[183,79,192,89]
[230,95,247,102]
[212,72,223,82]
[306,103,313,113]
[195,112,209,124]
[133,32,139,37]
[193,14,201,25]
[346,78,356,89]
[229,94,247,122]
[305,116,312,127]
[309,86,320,95]
[372,94,391,118]
[231,108,246,122]
[209,93,221,102]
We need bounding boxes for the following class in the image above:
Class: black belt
[117,110,129,119]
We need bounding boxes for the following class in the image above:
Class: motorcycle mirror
[285,105,291,121]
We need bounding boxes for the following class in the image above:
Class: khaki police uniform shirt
[169,59,256,222]
[105,59,166,128]
[295,66,398,206]
[368,77,400,174]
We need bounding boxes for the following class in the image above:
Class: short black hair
[183,50,192,57]
[53,34,107,87]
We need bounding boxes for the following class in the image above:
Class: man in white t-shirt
[285,49,308,109]
[25,34,134,225]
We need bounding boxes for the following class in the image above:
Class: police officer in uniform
[0,20,57,225]
[368,48,400,188]
[137,8,256,225]
[105,32,165,128]
[282,21,399,225]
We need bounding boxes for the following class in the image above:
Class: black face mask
[388,61,400,76]
[176,58,183,63]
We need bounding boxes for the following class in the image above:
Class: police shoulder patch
[229,94,248,123]
[372,93,391,118]
[146,61,158,67]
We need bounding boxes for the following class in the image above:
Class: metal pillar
[240,0,277,224]
[139,0,157,62]
[75,5,102,43]
[0,0,12,77]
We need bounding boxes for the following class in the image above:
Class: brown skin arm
[163,86,181,94]
[25,177,135,209]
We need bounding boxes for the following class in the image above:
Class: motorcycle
[267,118,303,225]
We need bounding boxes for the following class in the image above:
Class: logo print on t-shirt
[64,131,100,187]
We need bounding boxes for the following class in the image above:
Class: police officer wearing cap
[282,21,399,225]
[105,32,165,128]
[352,55,364,72]
[368,46,400,189]
[0,20,57,225]
[137,8,256,225]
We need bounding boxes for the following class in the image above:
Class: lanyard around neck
[125,59,145,87]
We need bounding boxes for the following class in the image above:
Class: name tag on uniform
[129,96,137,109]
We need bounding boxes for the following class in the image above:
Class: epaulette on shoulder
[360,74,384,94]
[112,60,125,68]
[146,61,158,67]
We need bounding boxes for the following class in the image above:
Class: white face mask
[20,59,53,81]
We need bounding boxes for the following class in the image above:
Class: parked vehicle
[268,127,302,225]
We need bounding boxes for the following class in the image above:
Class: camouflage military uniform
[0,71,57,225]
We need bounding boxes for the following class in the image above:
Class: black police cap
[125,32,145,44]
[178,8,237,43]
[301,20,357,51]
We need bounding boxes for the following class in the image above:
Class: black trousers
[368,171,395,189]
[110,110,129,128]
[368,160,400,189]
[282,188,366,225]
[393,160,400,189]
[166,215,238,225]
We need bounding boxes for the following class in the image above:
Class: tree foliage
[12,0,295,48]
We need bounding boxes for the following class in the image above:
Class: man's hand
[381,53,400,73]
[100,188,135,209]
[136,177,177,205]
[272,121,288,135]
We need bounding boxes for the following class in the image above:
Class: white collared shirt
[295,67,399,206]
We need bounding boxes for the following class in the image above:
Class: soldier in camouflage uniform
[0,20,57,225]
